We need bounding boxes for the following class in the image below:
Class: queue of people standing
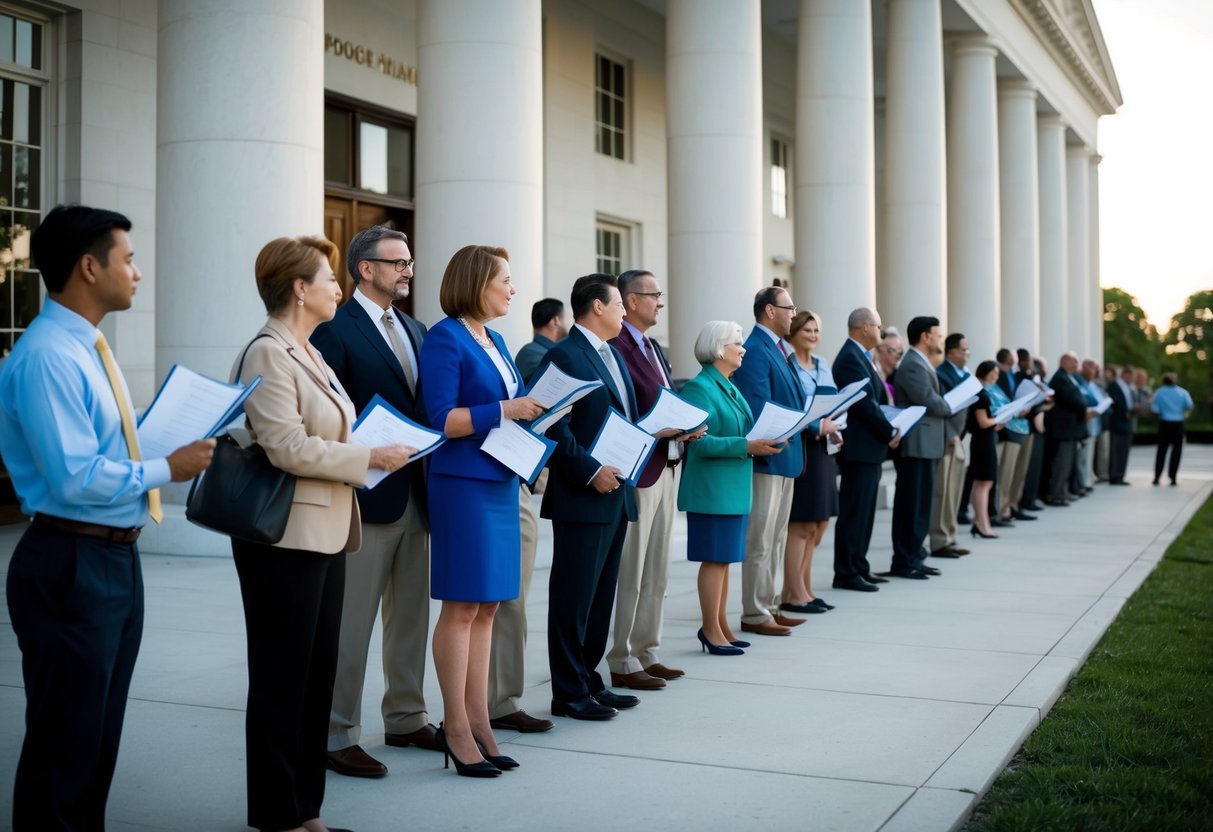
[0,205,1198,832]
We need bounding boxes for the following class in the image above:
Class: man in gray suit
[887,316,952,579]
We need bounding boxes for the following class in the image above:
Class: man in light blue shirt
[0,205,214,830]
[1151,372,1194,485]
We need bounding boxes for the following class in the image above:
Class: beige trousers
[996,440,1023,517]
[608,465,678,674]
[741,473,794,625]
[929,440,966,551]
[328,499,430,751]
[487,484,538,718]
[1007,433,1034,510]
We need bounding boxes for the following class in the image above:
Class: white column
[1036,114,1068,366]
[1066,145,1091,359]
[666,0,763,378]
[414,0,543,349]
[794,0,875,358]
[880,0,946,335]
[156,0,323,381]
[997,80,1040,353]
[946,35,1000,365]
[1089,154,1103,363]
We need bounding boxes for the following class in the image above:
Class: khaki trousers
[328,499,430,750]
[608,465,678,674]
[488,484,538,718]
[1094,430,1110,481]
[996,440,1023,517]
[741,473,794,625]
[929,440,966,551]
[1007,433,1034,510]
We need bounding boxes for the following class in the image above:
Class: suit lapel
[347,299,411,393]
[263,319,353,434]
[573,327,628,413]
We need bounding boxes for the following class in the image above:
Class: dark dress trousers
[831,339,895,580]
[1106,381,1133,483]
[890,349,950,572]
[537,327,640,703]
[1044,370,1089,500]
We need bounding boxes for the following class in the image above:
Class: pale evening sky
[1093,0,1213,331]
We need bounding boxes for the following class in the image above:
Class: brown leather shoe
[610,670,666,690]
[489,709,555,733]
[771,613,806,627]
[644,663,685,680]
[740,620,792,636]
[326,745,387,778]
[384,723,441,751]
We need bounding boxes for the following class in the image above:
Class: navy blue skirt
[686,513,748,563]
[428,472,520,602]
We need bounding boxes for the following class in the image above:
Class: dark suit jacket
[311,296,427,525]
[832,338,895,465]
[538,326,639,524]
[609,326,674,488]
[936,360,970,441]
[514,334,557,385]
[893,348,950,459]
[1107,381,1134,435]
[1045,370,1089,440]
[731,328,804,478]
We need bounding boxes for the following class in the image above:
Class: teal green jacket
[677,364,755,516]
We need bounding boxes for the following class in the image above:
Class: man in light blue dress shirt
[0,205,214,831]
[1151,372,1194,485]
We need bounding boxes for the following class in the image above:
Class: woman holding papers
[678,322,784,655]
[419,244,545,777]
[233,236,415,832]
[781,311,840,615]
[967,360,1004,539]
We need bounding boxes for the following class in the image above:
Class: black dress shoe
[1012,510,1037,521]
[810,598,835,610]
[1021,502,1044,511]
[862,573,889,584]
[1044,497,1070,507]
[919,565,941,576]
[551,697,617,720]
[832,576,878,592]
[990,517,1014,528]
[930,547,961,558]
[779,601,825,614]
[887,568,929,579]
[592,689,639,709]
[326,745,387,778]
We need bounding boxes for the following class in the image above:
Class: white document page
[880,404,927,436]
[635,387,709,434]
[481,419,556,482]
[991,399,1027,425]
[136,365,260,461]
[525,363,602,409]
[350,399,446,489]
[943,374,983,414]
[529,403,574,436]
[805,379,869,423]
[745,401,808,442]
[589,409,657,483]
[1092,395,1114,416]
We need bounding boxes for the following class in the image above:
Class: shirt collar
[42,298,102,349]
[754,323,782,346]
[848,336,872,361]
[575,322,605,352]
[911,346,930,365]
[621,320,646,348]
[353,285,390,321]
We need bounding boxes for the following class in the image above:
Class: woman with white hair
[677,321,784,655]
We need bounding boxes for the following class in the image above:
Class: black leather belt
[34,514,141,544]
[666,458,682,468]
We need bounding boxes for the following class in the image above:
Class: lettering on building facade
[325,34,418,85]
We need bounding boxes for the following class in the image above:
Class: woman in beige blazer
[232,235,413,832]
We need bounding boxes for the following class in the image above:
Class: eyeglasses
[632,291,664,299]
[773,304,797,312]
[364,257,415,272]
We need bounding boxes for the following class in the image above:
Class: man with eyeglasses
[874,326,903,402]
[311,225,439,778]
[731,286,803,636]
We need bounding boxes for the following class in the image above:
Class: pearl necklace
[457,316,492,349]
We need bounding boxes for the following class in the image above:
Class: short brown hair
[439,245,509,318]
[789,309,821,338]
[255,235,340,314]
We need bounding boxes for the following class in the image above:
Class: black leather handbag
[185,335,296,544]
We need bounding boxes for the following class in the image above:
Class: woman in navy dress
[967,360,1004,539]
[419,245,544,776]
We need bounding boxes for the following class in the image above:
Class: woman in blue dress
[967,360,1004,539]
[419,245,544,777]
[781,310,841,614]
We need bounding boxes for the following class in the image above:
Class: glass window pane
[324,106,351,185]
[613,62,624,97]
[1,79,12,141]
[386,124,412,197]
[14,19,35,68]
[13,210,38,269]
[13,82,27,143]
[598,55,608,90]
[613,98,624,131]
[14,147,38,209]
[0,144,11,207]
[0,16,12,64]
[13,269,38,327]
[359,121,389,194]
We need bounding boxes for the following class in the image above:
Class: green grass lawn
[965,494,1213,832]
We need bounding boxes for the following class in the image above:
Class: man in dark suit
[514,297,568,384]
[929,333,972,558]
[1044,352,1091,505]
[731,286,805,636]
[538,274,641,721]
[311,225,438,777]
[1107,365,1135,484]
[832,307,901,592]
[606,270,702,689]
[888,316,951,579]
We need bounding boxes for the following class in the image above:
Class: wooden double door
[324,196,415,317]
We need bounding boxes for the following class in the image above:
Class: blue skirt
[428,472,520,602]
[686,513,748,563]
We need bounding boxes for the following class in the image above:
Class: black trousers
[1023,431,1046,505]
[7,522,144,832]
[834,461,882,580]
[1108,431,1132,483]
[548,510,627,703]
[891,455,935,571]
[1155,421,1185,482]
[232,540,344,832]
[1049,438,1077,500]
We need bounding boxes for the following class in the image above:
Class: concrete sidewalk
[2,447,1210,832]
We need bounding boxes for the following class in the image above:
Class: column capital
[1037,113,1066,130]
[997,78,1036,100]
[948,33,998,58]
[1090,153,1103,165]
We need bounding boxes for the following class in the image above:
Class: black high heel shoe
[697,628,744,656]
[435,725,501,778]
[475,738,519,770]
[970,524,999,539]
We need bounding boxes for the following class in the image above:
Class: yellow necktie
[95,333,163,524]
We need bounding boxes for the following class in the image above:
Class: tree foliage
[1161,290,1213,422]
[1103,287,1160,377]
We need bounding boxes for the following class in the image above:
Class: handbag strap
[234,333,274,385]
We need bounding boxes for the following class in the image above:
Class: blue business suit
[420,317,523,602]
[731,328,804,478]
[536,326,640,704]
